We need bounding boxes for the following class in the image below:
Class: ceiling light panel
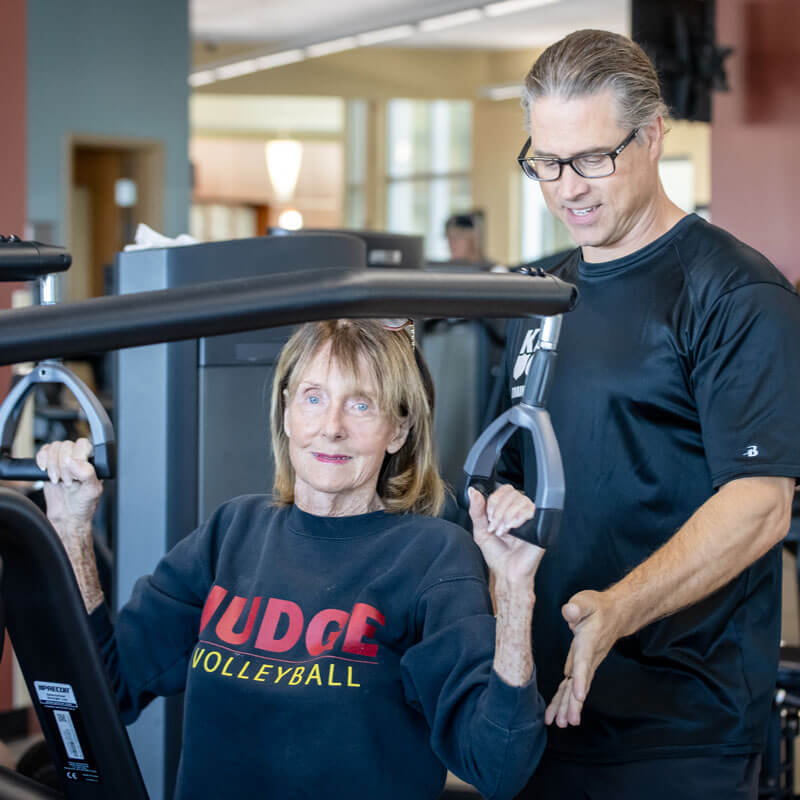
[214,59,259,80]
[483,84,523,101]
[483,0,560,17]
[418,8,484,33]
[189,70,217,87]
[254,50,304,69]
[356,25,415,46]
[306,36,358,58]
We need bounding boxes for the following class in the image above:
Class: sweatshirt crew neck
[287,504,395,539]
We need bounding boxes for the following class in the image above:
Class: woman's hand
[468,485,544,588]
[35,438,105,613]
[36,438,103,529]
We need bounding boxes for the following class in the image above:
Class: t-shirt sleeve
[88,505,224,724]
[690,282,800,487]
[399,574,545,800]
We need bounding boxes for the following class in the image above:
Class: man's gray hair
[522,29,669,132]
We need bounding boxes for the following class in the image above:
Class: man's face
[447,230,481,262]
[528,90,662,260]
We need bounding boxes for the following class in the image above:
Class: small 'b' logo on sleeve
[743,445,759,458]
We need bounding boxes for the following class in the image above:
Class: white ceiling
[191,0,629,52]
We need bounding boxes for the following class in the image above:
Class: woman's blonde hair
[270,319,445,516]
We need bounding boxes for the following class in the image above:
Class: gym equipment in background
[761,646,800,799]
[0,236,115,482]
[269,227,424,269]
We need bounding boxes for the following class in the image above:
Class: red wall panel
[0,0,26,714]
[712,0,800,283]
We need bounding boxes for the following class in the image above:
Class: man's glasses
[517,129,639,182]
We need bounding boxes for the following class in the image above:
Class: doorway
[68,137,165,301]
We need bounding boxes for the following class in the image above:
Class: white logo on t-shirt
[743,445,759,458]
[513,326,541,381]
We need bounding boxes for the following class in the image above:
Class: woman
[38,319,546,800]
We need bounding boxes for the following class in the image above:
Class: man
[497,29,800,799]
[445,211,488,264]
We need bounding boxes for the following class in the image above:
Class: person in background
[445,210,499,269]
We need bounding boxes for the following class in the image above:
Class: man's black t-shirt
[501,214,800,762]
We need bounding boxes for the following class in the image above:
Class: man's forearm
[607,476,793,639]
[493,578,535,686]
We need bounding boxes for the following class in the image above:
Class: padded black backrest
[0,489,148,799]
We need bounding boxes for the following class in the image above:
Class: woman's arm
[468,485,542,686]
[38,438,216,722]
[400,488,545,800]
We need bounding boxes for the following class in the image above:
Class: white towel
[123,223,199,251]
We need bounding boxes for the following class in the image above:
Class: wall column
[0,0,27,717]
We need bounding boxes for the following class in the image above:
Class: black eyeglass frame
[517,128,639,182]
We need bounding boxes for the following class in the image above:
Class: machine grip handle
[0,444,113,482]
[0,363,116,481]
[465,477,561,547]
[0,458,48,481]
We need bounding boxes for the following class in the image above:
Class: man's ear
[386,418,410,455]
[642,116,664,161]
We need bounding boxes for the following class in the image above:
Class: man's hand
[545,589,627,727]
[544,477,794,729]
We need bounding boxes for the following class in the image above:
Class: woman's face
[284,343,408,513]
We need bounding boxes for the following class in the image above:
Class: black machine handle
[462,315,565,548]
[0,361,115,481]
[0,236,71,282]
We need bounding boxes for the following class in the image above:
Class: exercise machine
[0,233,576,798]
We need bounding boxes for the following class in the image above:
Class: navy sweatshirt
[90,496,546,799]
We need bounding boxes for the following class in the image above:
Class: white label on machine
[34,681,78,708]
[53,709,85,761]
